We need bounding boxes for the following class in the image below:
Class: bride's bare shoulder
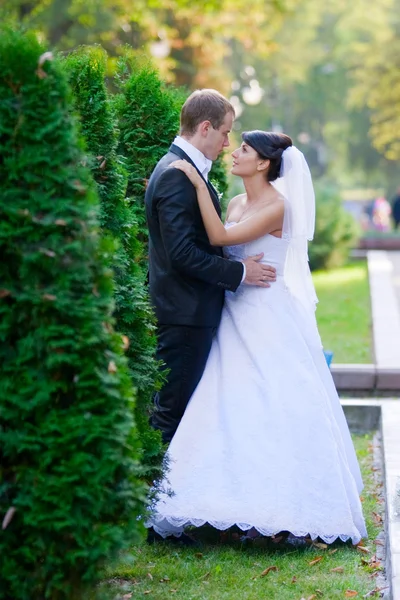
[266,189,285,211]
[269,186,285,202]
[228,193,246,207]
[226,193,246,219]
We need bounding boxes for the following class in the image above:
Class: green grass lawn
[103,434,384,600]
[312,262,373,364]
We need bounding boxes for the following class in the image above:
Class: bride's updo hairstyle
[242,131,293,182]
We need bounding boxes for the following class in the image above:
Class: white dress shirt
[173,136,212,180]
[172,136,246,283]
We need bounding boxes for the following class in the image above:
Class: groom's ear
[199,120,212,136]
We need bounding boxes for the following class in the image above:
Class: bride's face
[231,142,263,177]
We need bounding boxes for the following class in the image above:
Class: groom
[145,89,276,445]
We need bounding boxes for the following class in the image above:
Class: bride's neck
[242,175,271,203]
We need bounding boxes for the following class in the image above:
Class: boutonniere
[210,179,223,203]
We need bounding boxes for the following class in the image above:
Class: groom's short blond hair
[180,89,235,136]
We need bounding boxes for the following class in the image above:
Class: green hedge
[114,56,184,244]
[309,182,360,271]
[64,46,163,480]
[0,29,145,600]
[115,55,229,248]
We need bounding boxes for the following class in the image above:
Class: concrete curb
[332,364,400,391]
[360,238,400,251]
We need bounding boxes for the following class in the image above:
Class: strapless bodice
[224,222,289,276]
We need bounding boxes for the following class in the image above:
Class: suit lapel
[169,144,221,217]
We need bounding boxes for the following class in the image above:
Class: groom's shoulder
[151,149,179,177]
[158,150,177,168]
[146,149,188,199]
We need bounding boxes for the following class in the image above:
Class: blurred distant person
[360,209,371,231]
[372,196,391,231]
[391,187,400,229]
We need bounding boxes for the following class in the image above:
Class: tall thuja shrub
[115,56,230,248]
[64,46,163,478]
[115,57,183,246]
[0,29,146,600]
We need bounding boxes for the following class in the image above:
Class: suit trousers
[151,324,217,444]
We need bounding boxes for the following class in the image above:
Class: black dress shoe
[147,527,199,547]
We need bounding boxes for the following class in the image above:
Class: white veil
[272,146,320,338]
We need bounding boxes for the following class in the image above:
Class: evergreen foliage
[64,46,163,478]
[0,29,146,600]
[115,56,229,248]
[115,57,183,244]
[309,183,360,271]
[209,154,229,200]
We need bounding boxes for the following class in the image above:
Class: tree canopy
[2,0,399,187]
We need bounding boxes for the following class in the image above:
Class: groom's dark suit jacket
[145,144,244,327]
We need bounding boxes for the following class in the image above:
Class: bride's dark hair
[242,130,293,181]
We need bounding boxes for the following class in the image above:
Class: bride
[146,130,367,545]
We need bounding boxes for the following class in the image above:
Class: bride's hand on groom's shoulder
[170,160,205,189]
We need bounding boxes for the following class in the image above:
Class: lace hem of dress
[146,513,364,545]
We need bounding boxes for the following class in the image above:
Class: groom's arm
[155,168,243,291]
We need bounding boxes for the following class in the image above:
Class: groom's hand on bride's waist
[242,253,276,287]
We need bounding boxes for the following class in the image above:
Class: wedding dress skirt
[147,229,367,544]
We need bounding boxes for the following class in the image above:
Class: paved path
[341,399,399,599]
[352,252,400,598]
[368,251,400,370]
[381,400,400,600]
[389,251,400,316]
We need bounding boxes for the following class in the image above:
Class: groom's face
[203,112,234,161]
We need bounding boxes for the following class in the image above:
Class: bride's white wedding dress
[148,225,367,544]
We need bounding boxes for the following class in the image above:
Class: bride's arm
[171,160,284,246]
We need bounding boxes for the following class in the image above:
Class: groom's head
[180,89,235,161]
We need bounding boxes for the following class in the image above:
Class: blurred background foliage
[2,0,399,192]
[2,0,400,264]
